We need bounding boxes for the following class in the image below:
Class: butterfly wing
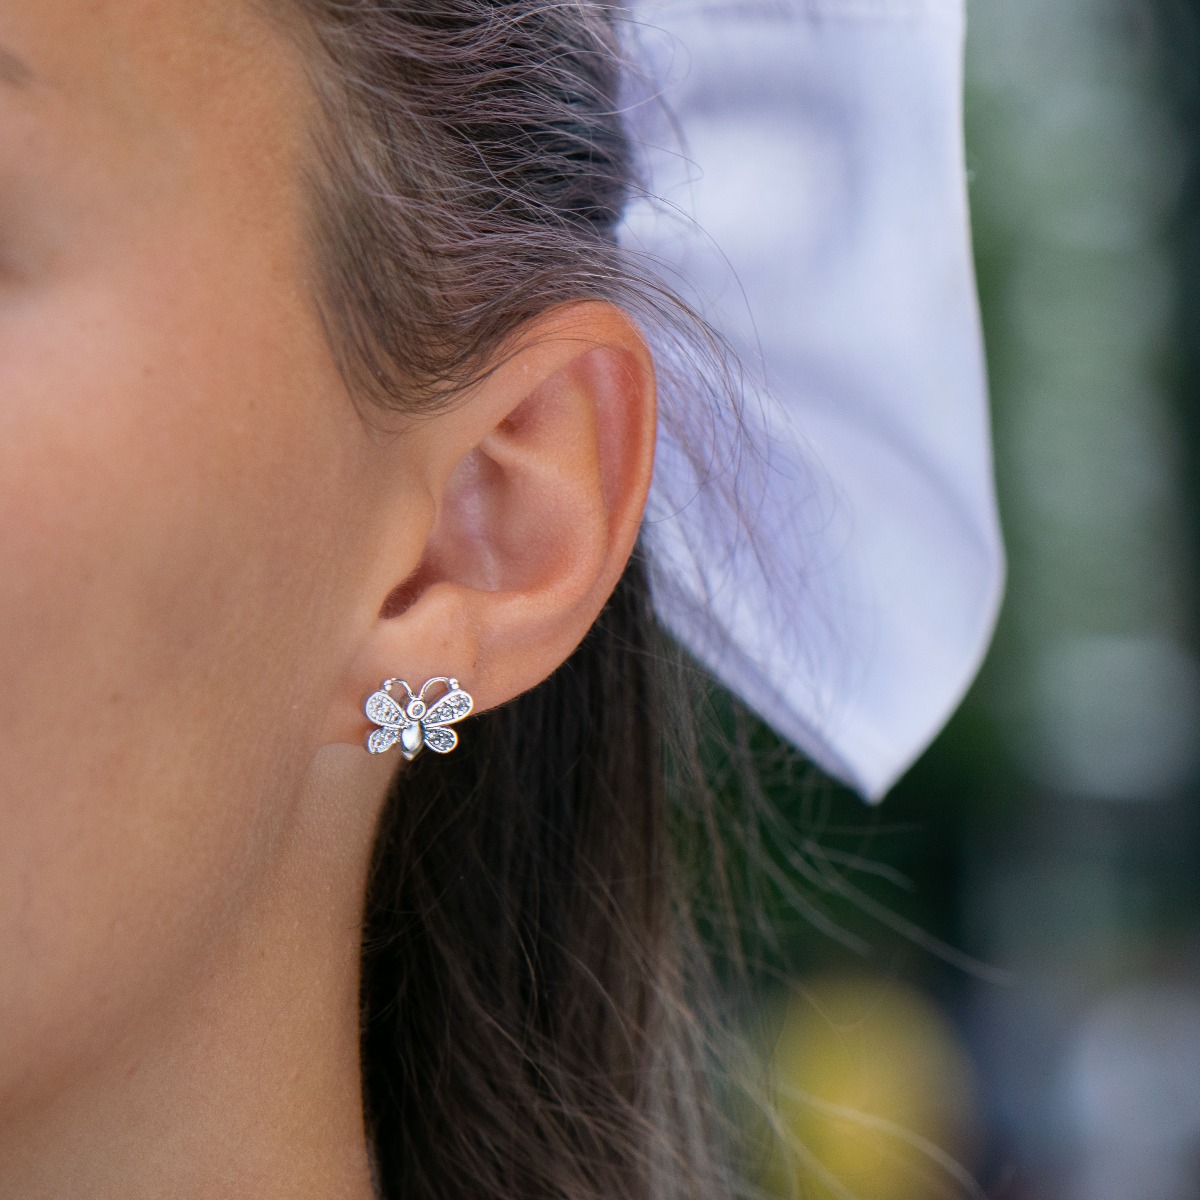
[367,725,401,755]
[423,725,458,754]
[423,688,473,728]
[365,689,412,729]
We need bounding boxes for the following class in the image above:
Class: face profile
[0,2,1002,1198]
[0,2,660,1194]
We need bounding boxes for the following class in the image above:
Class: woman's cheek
[0,262,345,1112]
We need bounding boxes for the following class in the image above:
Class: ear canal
[380,566,428,619]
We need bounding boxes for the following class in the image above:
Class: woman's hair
[282,3,741,1197]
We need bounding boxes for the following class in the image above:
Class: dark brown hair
[283,3,743,1198]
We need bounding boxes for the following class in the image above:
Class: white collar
[624,0,1004,799]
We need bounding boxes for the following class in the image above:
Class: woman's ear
[325,302,656,744]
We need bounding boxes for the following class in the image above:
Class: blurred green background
[745,2,1200,1196]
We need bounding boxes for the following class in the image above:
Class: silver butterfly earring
[363,676,474,760]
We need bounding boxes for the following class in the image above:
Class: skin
[0,3,657,1197]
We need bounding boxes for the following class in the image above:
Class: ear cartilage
[363,676,474,760]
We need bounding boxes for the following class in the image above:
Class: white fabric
[623,0,1004,801]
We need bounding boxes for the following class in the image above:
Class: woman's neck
[0,749,387,1200]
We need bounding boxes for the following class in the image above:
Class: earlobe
[327,303,656,749]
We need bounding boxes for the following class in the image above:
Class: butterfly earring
[363,677,474,760]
